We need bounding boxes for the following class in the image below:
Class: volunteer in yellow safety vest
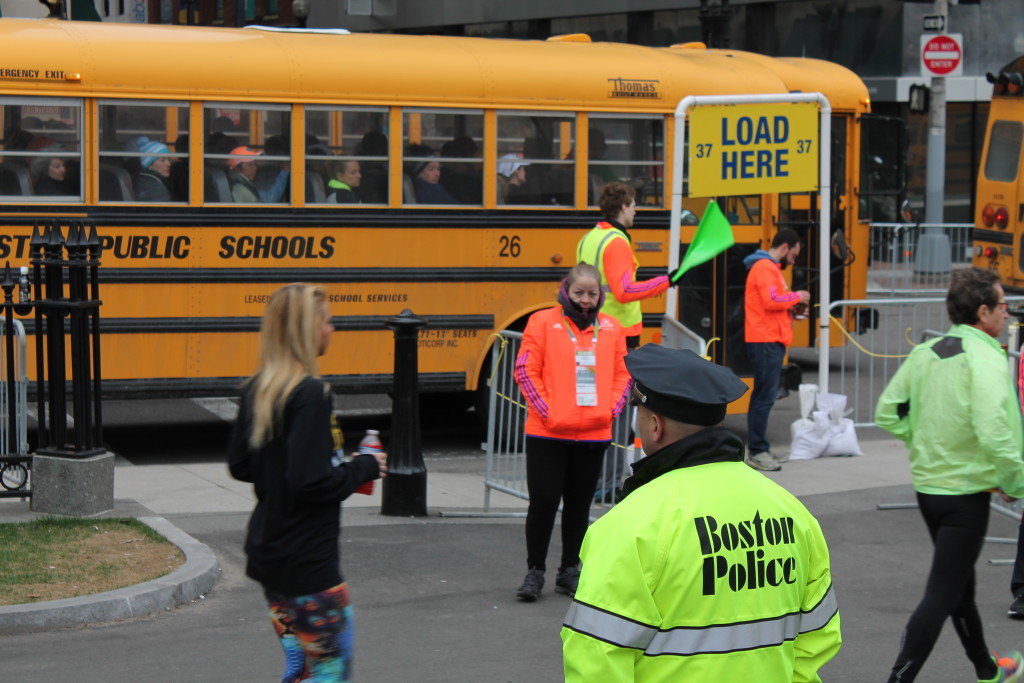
[576,182,672,347]
[561,344,841,681]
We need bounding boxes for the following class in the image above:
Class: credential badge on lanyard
[565,317,599,407]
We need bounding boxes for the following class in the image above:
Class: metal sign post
[667,92,832,390]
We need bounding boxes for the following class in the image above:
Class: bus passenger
[406,143,458,204]
[587,128,619,183]
[228,146,262,203]
[31,146,74,196]
[169,135,189,202]
[497,153,529,205]
[355,131,388,204]
[440,135,481,204]
[256,136,290,203]
[513,263,630,602]
[228,283,386,683]
[328,159,361,203]
[133,139,172,202]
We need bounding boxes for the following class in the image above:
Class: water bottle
[356,429,382,495]
[18,267,30,304]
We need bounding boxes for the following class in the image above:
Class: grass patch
[0,517,184,606]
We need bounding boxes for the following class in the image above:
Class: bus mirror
[1005,72,1024,96]
[679,209,699,226]
[830,229,849,262]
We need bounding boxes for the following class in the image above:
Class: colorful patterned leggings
[264,582,354,682]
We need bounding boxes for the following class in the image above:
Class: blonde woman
[228,283,386,682]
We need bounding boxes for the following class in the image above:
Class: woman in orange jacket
[513,263,631,602]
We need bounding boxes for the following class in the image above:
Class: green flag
[671,200,734,282]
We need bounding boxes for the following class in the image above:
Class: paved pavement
[2,434,1024,681]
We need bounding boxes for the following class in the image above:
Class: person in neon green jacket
[875,267,1024,683]
[561,344,841,682]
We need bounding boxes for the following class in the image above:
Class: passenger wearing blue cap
[133,138,172,202]
[562,344,841,682]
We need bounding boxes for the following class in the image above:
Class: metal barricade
[0,317,29,495]
[822,295,1024,427]
[868,222,974,295]
[453,330,633,517]
[660,316,708,356]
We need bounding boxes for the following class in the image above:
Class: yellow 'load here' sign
[688,102,819,197]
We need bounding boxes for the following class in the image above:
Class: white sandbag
[815,392,848,423]
[789,411,830,460]
[822,418,864,457]
[798,384,819,419]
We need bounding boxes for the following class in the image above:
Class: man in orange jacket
[743,228,810,471]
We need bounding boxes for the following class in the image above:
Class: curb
[0,516,219,635]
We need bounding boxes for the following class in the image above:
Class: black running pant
[887,491,996,682]
[524,436,606,571]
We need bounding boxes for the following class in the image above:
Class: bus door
[675,194,764,380]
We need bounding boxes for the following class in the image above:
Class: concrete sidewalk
[4,439,1024,682]
[0,438,914,521]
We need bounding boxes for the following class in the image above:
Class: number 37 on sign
[688,102,819,197]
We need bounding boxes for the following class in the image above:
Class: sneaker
[982,651,1024,683]
[555,565,581,596]
[772,450,791,464]
[1009,594,1024,619]
[516,569,545,602]
[745,450,781,472]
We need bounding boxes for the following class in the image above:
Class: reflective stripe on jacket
[562,452,841,681]
[514,306,630,442]
[875,323,1024,498]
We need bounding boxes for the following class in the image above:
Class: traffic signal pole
[916,0,952,274]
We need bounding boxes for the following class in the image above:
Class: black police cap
[625,344,748,426]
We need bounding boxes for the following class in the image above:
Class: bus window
[0,99,82,201]
[203,104,291,204]
[98,101,189,203]
[587,115,665,207]
[305,106,389,205]
[984,121,1023,183]
[402,109,483,206]
[724,195,762,225]
[497,111,576,206]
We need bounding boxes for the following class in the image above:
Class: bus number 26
[499,235,522,258]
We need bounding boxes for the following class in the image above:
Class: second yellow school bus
[0,19,872,406]
[973,55,1024,289]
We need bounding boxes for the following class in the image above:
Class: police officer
[561,344,841,681]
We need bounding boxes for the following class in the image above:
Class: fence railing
[867,222,974,295]
[0,317,29,494]
[822,295,1024,428]
[458,330,633,517]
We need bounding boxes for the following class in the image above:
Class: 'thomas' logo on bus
[608,77,661,99]
[694,511,798,596]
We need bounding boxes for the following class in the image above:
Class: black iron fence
[1,219,105,498]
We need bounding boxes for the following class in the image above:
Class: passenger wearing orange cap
[228,146,262,203]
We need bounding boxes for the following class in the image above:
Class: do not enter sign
[921,33,963,77]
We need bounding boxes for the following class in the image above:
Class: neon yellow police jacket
[561,427,841,682]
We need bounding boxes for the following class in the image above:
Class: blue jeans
[746,342,786,455]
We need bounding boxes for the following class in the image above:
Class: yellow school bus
[973,55,1024,287]
[0,19,873,405]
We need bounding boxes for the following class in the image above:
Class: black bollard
[381,309,428,516]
